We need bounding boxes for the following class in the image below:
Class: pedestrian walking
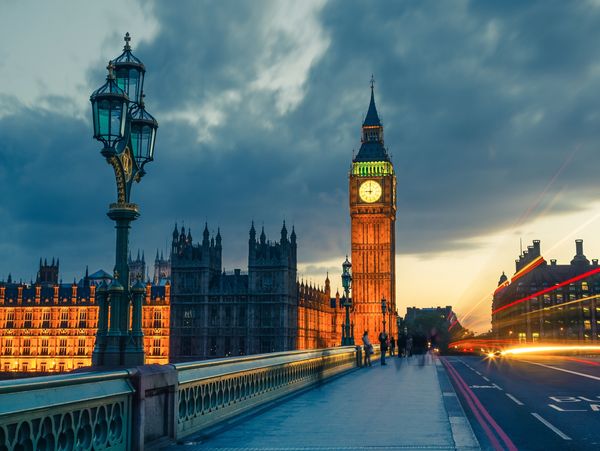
[406,336,413,357]
[398,334,406,357]
[362,330,373,367]
[389,336,396,356]
[378,331,388,365]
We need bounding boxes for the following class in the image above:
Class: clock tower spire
[349,79,397,344]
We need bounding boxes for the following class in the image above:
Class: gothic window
[59,339,67,356]
[4,339,12,356]
[261,306,272,327]
[237,307,247,327]
[224,306,232,327]
[77,339,86,356]
[78,310,87,328]
[209,337,217,356]
[60,310,69,328]
[153,338,161,356]
[24,310,32,328]
[42,310,51,328]
[153,310,162,328]
[40,362,47,372]
[41,339,49,356]
[23,339,31,356]
[181,336,192,356]
[210,307,218,326]
[183,309,193,328]
[6,311,14,329]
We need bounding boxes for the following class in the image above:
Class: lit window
[153,310,161,328]
[4,339,12,355]
[41,339,49,356]
[42,310,51,328]
[153,338,161,356]
[59,339,67,356]
[23,339,31,356]
[77,338,85,356]
[60,310,69,328]
[78,310,87,328]
[24,311,32,328]
[6,311,14,328]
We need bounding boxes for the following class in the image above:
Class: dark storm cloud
[4,0,600,281]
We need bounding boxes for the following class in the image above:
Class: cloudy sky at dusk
[3,0,600,331]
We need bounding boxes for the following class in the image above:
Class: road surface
[441,354,600,450]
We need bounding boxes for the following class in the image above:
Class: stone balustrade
[0,346,363,450]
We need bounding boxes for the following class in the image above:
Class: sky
[3,0,600,332]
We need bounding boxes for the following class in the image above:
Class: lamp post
[341,256,354,345]
[90,33,158,367]
[381,298,387,336]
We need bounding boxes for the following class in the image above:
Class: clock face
[359,180,382,203]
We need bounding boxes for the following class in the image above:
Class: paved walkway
[167,354,479,451]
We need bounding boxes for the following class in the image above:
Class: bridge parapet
[0,370,133,450]
[0,346,360,450]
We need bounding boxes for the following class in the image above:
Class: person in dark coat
[378,331,388,365]
[389,336,396,356]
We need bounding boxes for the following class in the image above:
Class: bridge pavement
[162,354,479,451]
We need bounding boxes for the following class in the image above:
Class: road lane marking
[505,393,524,406]
[521,360,600,381]
[482,376,490,382]
[443,358,518,451]
[492,383,503,391]
[531,413,572,440]
[548,404,586,412]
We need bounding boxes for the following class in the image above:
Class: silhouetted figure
[378,331,388,365]
[389,336,396,356]
[406,336,413,357]
[398,334,406,357]
[362,330,373,367]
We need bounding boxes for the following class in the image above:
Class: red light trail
[492,266,600,314]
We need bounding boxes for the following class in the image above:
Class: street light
[381,298,387,336]
[341,256,354,345]
[91,33,159,367]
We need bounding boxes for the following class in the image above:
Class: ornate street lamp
[381,298,387,336]
[341,256,354,346]
[91,33,159,367]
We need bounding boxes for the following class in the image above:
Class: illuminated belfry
[492,239,600,342]
[349,79,397,343]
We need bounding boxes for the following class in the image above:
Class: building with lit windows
[492,239,600,342]
[0,260,170,374]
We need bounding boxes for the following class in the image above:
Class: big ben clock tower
[349,81,396,343]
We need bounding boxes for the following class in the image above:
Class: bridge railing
[0,370,133,450]
[0,346,360,450]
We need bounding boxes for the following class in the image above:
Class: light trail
[501,345,600,356]
[491,266,600,314]
[510,256,545,283]
[525,293,600,316]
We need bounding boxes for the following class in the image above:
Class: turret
[203,222,210,247]
[260,226,266,245]
[249,221,256,243]
[498,272,508,286]
[216,228,222,249]
[281,221,288,243]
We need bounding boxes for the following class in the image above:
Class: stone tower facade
[349,84,397,343]
[37,258,59,285]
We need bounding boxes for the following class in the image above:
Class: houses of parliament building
[0,224,344,373]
